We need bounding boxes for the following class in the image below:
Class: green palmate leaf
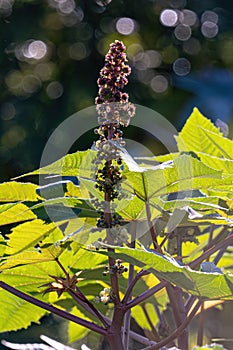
[176,107,221,154]
[0,244,63,271]
[65,245,107,271]
[131,302,158,330]
[6,219,61,255]
[118,195,161,221]
[176,108,233,159]
[165,207,233,231]
[124,154,223,201]
[161,197,227,212]
[139,152,178,164]
[63,217,96,236]
[76,280,110,299]
[1,222,65,270]
[61,217,98,245]
[117,195,145,220]
[80,178,104,200]
[141,152,233,175]
[218,247,233,272]
[68,306,91,343]
[30,197,98,219]
[0,289,47,332]
[192,153,233,174]
[0,203,16,213]
[0,235,6,256]
[0,203,37,225]
[0,270,57,332]
[190,214,233,226]
[66,182,87,197]
[81,177,136,216]
[0,262,61,292]
[15,150,97,179]
[182,228,226,264]
[0,181,39,202]
[96,246,233,300]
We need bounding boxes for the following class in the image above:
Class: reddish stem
[0,281,107,336]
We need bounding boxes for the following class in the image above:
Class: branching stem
[142,299,202,350]
[123,221,137,350]
[141,303,160,342]
[197,302,204,346]
[126,280,167,310]
[0,281,107,336]
[122,269,149,304]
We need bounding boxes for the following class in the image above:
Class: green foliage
[176,108,233,159]
[95,246,233,300]
[68,306,92,343]
[5,219,61,255]
[0,182,40,202]
[1,108,233,349]
[16,150,97,179]
[0,290,47,332]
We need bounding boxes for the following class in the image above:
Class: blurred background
[1,0,233,181]
[1,0,233,348]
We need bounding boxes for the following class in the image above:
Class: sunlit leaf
[6,219,61,255]
[66,246,107,271]
[0,182,39,202]
[15,150,97,179]
[68,306,91,343]
[0,290,47,332]
[131,303,158,330]
[96,246,233,300]
[124,154,223,201]
[0,246,63,271]
[176,108,233,159]
[0,203,37,225]
[0,235,6,256]
[30,197,98,219]
[0,260,62,292]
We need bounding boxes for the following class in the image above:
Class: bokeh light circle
[27,40,47,60]
[116,17,135,35]
[173,57,191,76]
[46,81,64,99]
[201,21,218,38]
[201,10,218,24]
[180,9,197,26]
[160,9,178,27]
[151,75,169,93]
[174,24,192,41]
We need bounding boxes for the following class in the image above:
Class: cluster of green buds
[95,161,123,201]
[103,259,128,277]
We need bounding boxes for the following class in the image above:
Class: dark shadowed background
[1,0,233,181]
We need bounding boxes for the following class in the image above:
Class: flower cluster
[95,40,135,126]
[94,287,113,305]
[91,40,134,244]
[102,259,128,277]
[95,40,130,105]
